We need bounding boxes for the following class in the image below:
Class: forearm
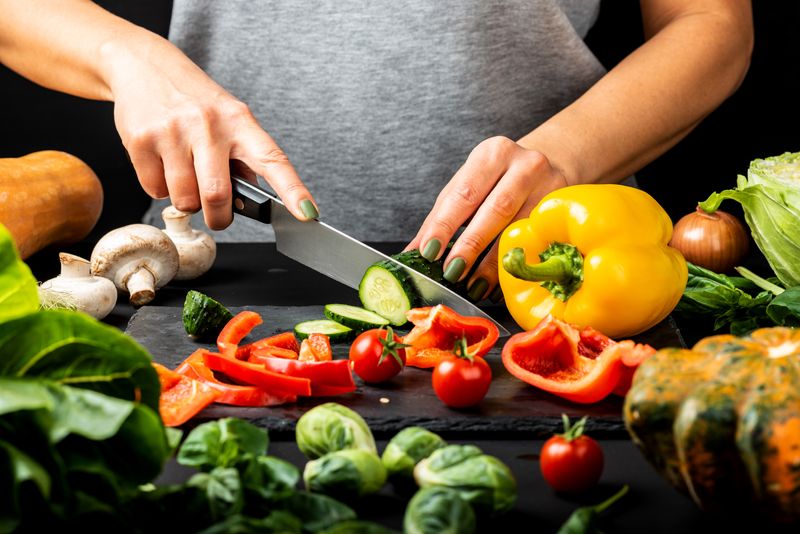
[0,0,168,101]
[519,0,753,185]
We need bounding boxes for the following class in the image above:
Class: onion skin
[669,206,749,273]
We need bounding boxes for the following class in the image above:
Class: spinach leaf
[0,310,159,411]
[178,418,270,471]
[766,286,800,326]
[0,224,38,322]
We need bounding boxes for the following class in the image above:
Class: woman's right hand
[104,35,318,230]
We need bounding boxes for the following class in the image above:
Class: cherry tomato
[349,327,407,384]
[431,338,492,408]
[540,414,604,494]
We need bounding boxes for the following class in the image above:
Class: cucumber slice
[324,303,391,331]
[182,290,234,340]
[294,319,354,342]
[358,262,416,326]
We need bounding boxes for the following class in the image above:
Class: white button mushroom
[39,252,118,319]
[90,223,179,307]
[161,205,216,280]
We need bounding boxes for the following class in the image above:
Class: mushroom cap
[90,223,179,291]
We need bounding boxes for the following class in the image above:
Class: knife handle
[231,175,279,224]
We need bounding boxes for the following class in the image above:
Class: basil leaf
[0,224,38,322]
[279,491,356,532]
[241,455,299,502]
[0,310,159,411]
[197,511,303,534]
[188,467,244,521]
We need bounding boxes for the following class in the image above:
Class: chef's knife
[231,176,510,337]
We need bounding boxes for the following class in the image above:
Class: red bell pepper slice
[217,310,263,358]
[176,350,297,407]
[153,362,219,427]
[260,356,355,395]
[298,333,333,362]
[500,315,655,404]
[236,331,300,360]
[249,345,299,362]
[403,305,499,368]
[203,350,312,397]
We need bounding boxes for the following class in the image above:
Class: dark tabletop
[25,241,780,533]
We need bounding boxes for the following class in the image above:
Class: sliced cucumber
[324,303,391,331]
[358,262,416,326]
[182,290,234,340]
[294,319,354,343]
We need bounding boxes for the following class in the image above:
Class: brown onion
[669,206,749,273]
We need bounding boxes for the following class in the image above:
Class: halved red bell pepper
[260,356,355,396]
[203,350,312,397]
[176,350,297,406]
[236,331,300,360]
[298,333,333,362]
[402,305,499,368]
[217,310,263,358]
[153,362,220,427]
[500,315,655,404]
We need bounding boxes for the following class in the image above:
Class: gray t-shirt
[143,0,606,242]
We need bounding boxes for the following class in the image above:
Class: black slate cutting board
[127,305,685,438]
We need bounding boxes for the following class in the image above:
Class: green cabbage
[700,151,800,287]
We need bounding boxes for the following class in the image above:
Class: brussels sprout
[403,487,476,534]
[413,444,517,515]
[381,426,447,479]
[295,403,377,459]
[303,449,387,498]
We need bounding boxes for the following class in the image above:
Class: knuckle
[457,232,486,256]
[221,99,253,121]
[431,217,457,236]
[172,197,201,213]
[201,186,229,207]
[256,147,291,167]
[452,182,481,206]
[473,136,517,165]
[488,191,518,219]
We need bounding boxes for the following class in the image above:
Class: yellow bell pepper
[498,184,687,338]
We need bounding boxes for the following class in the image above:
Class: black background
[1,1,798,242]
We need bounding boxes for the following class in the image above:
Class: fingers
[193,143,233,230]
[127,147,168,199]
[409,136,518,261]
[231,120,318,221]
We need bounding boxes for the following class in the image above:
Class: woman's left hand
[406,136,567,302]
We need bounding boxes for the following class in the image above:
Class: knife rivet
[234,198,245,210]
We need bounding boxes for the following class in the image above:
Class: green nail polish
[444,257,466,283]
[468,278,489,301]
[422,239,441,261]
[489,285,504,303]
[299,199,319,219]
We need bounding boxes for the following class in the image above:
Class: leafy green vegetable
[178,417,269,471]
[188,466,245,521]
[676,262,800,335]
[557,485,629,534]
[280,491,357,532]
[318,519,400,534]
[240,455,299,502]
[413,444,517,516]
[700,151,800,288]
[403,486,476,534]
[0,224,38,322]
[381,426,447,480]
[0,310,160,410]
[303,449,387,498]
[196,511,303,534]
[295,402,377,459]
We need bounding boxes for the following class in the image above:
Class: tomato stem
[378,326,410,368]
[452,335,478,363]
[559,414,588,442]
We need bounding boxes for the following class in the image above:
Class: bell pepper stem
[502,248,572,283]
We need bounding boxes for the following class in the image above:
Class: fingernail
[421,239,441,261]
[468,278,489,302]
[489,285,504,303]
[299,199,319,219]
[443,257,466,283]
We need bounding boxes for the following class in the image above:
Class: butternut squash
[0,151,103,259]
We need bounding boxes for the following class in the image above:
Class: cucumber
[294,319,354,343]
[389,248,469,295]
[324,303,391,331]
[182,290,234,340]
[358,262,416,326]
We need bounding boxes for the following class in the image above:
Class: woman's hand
[106,36,318,230]
[407,136,567,302]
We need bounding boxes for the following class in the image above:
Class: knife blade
[231,176,510,337]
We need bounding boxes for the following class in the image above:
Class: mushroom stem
[59,252,91,278]
[162,207,193,237]
[127,268,156,306]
